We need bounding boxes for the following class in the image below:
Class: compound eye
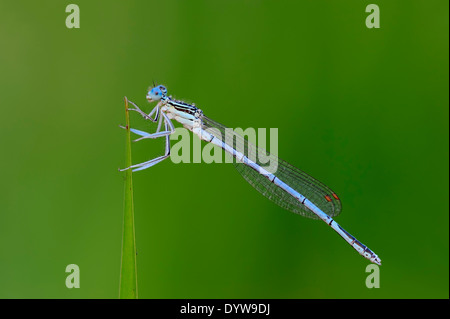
[159,86,167,94]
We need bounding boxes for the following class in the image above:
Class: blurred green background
[0,0,448,299]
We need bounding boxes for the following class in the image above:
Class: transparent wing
[200,115,342,219]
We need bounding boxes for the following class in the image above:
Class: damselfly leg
[120,100,175,172]
[132,112,175,142]
[131,121,172,172]
[127,100,161,123]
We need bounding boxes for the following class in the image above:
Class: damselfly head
[146,85,167,102]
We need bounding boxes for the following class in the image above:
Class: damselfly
[120,85,381,265]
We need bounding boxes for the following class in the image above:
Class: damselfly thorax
[160,97,202,130]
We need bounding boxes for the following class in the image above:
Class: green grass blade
[119,97,138,299]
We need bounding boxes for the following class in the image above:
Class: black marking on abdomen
[338,224,356,241]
